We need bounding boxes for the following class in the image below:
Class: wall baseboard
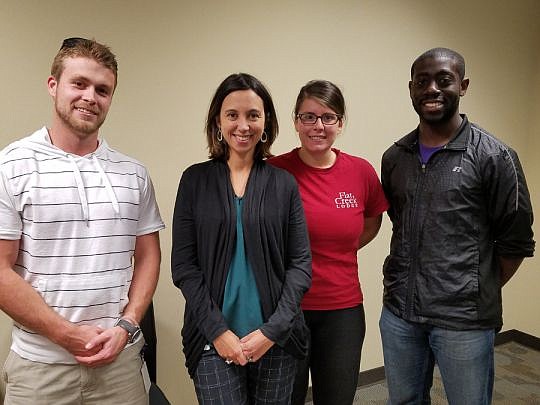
[304,328,539,401]
[495,328,540,350]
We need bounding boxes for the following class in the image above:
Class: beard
[54,99,106,137]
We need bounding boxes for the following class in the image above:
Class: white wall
[1,1,539,403]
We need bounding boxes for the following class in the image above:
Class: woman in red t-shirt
[269,80,388,405]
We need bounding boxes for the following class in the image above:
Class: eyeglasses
[60,37,89,50]
[296,112,341,125]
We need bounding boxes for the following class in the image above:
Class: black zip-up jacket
[172,159,312,377]
[381,115,534,330]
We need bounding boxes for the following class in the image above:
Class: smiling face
[48,56,115,140]
[294,97,343,156]
[409,56,468,125]
[217,89,265,161]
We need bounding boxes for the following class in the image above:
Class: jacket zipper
[404,146,448,319]
[405,160,427,319]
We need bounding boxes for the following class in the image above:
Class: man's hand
[74,326,129,367]
[500,256,524,286]
[52,324,105,358]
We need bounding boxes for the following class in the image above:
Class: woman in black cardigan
[172,73,312,405]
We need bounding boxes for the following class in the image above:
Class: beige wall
[0,1,538,403]
[502,38,540,337]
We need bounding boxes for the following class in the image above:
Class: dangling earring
[217,128,223,142]
[260,131,268,143]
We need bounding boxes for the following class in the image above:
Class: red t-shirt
[269,148,388,310]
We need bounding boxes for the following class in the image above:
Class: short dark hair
[294,80,346,119]
[51,37,118,88]
[206,73,278,161]
[411,47,465,80]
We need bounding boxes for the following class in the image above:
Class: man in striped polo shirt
[0,38,165,404]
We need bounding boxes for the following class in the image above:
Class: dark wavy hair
[205,73,278,161]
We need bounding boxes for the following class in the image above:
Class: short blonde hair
[51,37,118,88]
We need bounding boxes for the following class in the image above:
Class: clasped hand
[213,329,274,366]
[59,324,129,368]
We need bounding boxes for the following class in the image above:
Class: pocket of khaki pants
[2,350,14,383]
[1,351,14,401]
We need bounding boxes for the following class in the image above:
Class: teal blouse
[222,197,263,337]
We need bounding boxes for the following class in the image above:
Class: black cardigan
[171,159,312,377]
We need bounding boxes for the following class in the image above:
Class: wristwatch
[114,318,141,344]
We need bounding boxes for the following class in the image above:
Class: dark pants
[193,345,297,405]
[291,305,366,405]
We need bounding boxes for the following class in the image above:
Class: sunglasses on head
[60,37,90,50]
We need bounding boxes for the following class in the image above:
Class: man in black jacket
[380,48,535,405]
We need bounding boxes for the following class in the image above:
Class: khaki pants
[0,370,5,404]
[2,338,149,405]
